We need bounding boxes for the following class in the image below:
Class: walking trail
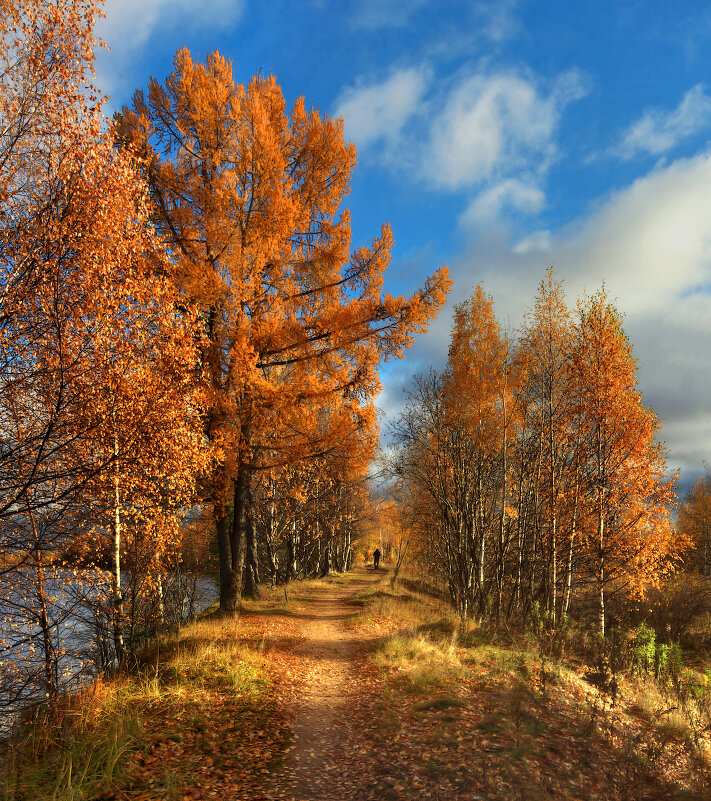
[264,567,385,801]
[97,564,710,800]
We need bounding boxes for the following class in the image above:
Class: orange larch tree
[393,274,683,634]
[677,466,711,575]
[443,285,515,617]
[394,287,514,618]
[116,49,451,613]
[569,291,681,635]
[517,269,577,623]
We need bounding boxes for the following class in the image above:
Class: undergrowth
[359,571,711,799]
[0,617,273,801]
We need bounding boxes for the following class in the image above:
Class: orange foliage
[517,270,576,623]
[0,0,209,685]
[569,291,682,633]
[116,49,451,611]
[678,467,711,575]
[394,273,682,632]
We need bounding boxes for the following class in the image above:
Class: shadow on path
[266,566,385,800]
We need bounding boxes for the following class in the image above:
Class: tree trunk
[266,496,278,583]
[477,477,486,618]
[286,520,298,582]
[597,431,606,637]
[157,573,165,623]
[598,557,605,638]
[598,510,605,637]
[342,524,352,572]
[216,455,251,613]
[497,381,508,624]
[112,427,125,666]
[243,503,260,598]
[551,513,557,626]
[321,536,333,576]
[265,532,278,585]
[563,480,578,617]
[231,466,248,604]
[216,505,239,612]
[28,505,57,703]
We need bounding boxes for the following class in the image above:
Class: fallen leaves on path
[97,568,711,800]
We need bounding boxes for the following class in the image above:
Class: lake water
[0,570,218,729]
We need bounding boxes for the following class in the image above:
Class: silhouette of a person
[373,548,381,569]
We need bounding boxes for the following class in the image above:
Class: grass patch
[416,619,457,638]
[414,695,465,711]
[374,632,462,693]
[396,576,449,603]
[1,679,147,801]
[0,615,277,801]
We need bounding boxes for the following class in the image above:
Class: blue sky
[95,0,711,488]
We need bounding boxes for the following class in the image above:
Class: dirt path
[267,567,384,801]
[61,564,711,801]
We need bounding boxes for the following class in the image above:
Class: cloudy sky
[95,0,711,490]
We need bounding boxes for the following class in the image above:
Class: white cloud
[473,0,520,43]
[94,0,245,99]
[459,178,544,227]
[335,64,586,209]
[350,0,428,30]
[550,155,711,313]
[513,229,552,254]
[334,67,430,149]
[349,0,522,36]
[382,153,711,478]
[616,84,711,159]
[427,69,587,189]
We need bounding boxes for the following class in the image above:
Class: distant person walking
[373,548,381,570]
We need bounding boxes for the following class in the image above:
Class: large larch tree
[570,291,681,635]
[116,49,451,612]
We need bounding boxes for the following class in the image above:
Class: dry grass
[351,571,711,799]
[350,576,465,695]
[374,632,462,692]
[0,615,273,801]
[1,678,146,800]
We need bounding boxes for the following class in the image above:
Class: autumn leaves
[394,272,681,635]
[114,47,450,612]
[0,0,450,708]
[0,0,209,696]
[0,0,684,719]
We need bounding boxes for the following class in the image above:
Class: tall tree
[517,270,576,623]
[442,286,511,617]
[116,49,451,613]
[0,0,106,521]
[678,467,711,575]
[0,0,207,697]
[570,291,680,635]
[393,274,683,634]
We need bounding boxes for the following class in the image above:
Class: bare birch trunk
[112,425,125,666]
